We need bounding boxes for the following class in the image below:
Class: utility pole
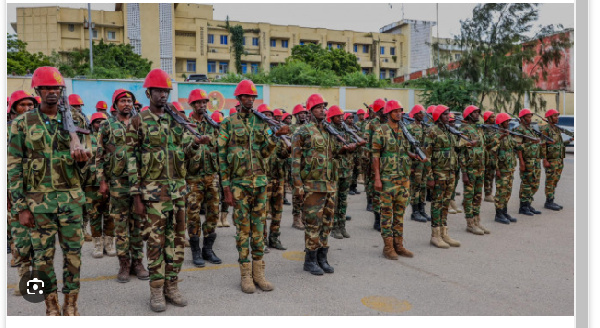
[88,3,93,73]
[436,3,440,81]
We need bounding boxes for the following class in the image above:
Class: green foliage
[289,44,361,77]
[341,72,391,88]
[269,61,340,87]
[223,17,244,75]
[7,34,54,75]
[416,79,480,113]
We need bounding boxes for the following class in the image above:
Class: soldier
[134,100,143,112]
[9,66,91,315]
[407,104,431,222]
[345,112,360,197]
[541,109,572,211]
[273,108,284,122]
[482,111,498,202]
[185,88,223,267]
[218,80,289,293]
[447,113,463,215]
[86,112,114,259]
[459,105,492,235]
[282,112,293,125]
[96,101,109,116]
[373,100,421,259]
[425,105,469,249]
[355,108,369,197]
[290,104,309,230]
[493,113,518,224]
[365,98,387,230]
[292,94,355,275]
[514,109,543,216]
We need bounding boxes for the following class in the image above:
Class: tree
[7,34,54,75]
[404,78,479,113]
[289,44,361,77]
[222,17,244,75]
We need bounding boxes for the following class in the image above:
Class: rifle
[398,119,427,160]
[341,122,365,144]
[58,90,91,159]
[477,124,540,142]
[251,108,292,147]
[509,114,554,143]
[425,113,473,143]
[163,103,206,140]
[203,111,221,129]
[533,113,574,138]
[403,116,431,127]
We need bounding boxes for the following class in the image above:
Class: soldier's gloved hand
[99,181,109,199]
[462,173,471,185]
[133,195,146,216]
[374,179,383,192]
[19,209,35,228]
[223,186,234,207]
[194,135,211,145]
[275,125,290,136]
[543,159,550,168]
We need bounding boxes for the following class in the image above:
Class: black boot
[528,203,541,214]
[494,208,510,224]
[189,236,205,267]
[373,212,381,231]
[348,189,356,196]
[346,215,352,221]
[303,249,324,275]
[366,198,373,212]
[201,233,222,264]
[419,202,431,221]
[519,202,534,216]
[316,248,334,273]
[426,189,432,202]
[410,204,426,222]
[268,233,287,250]
[503,207,517,223]
[544,198,561,211]
[351,187,360,195]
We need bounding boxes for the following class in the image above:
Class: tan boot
[292,214,305,230]
[393,236,414,258]
[382,236,399,260]
[484,194,495,203]
[217,213,224,227]
[466,218,484,235]
[103,236,116,257]
[14,265,29,296]
[92,237,104,258]
[448,206,457,214]
[450,200,462,213]
[430,227,450,249]
[83,221,92,242]
[252,260,274,291]
[45,292,61,316]
[149,279,166,312]
[164,279,188,306]
[440,226,461,247]
[62,293,80,316]
[239,262,255,294]
[475,215,490,234]
[220,212,231,227]
[117,257,131,283]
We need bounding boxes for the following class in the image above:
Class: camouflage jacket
[8,110,85,214]
[372,122,412,179]
[291,121,342,193]
[184,114,219,180]
[331,122,355,179]
[96,116,131,194]
[406,121,427,163]
[217,112,277,188]
[458,123,493,170]
[126,109,200,202]
[366,116,382,153]
[514,124,541,159]
[267,137,290,181]
[83,132,100,188]
[496,134,517,172]
[483,128,501,165]
[540,123,567,160]
[425,123,459,177]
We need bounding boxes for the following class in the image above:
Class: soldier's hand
[133,195,146,216]
[427,180,435,188]
[19,209,35,228]
[99,181,109,199]
[223,186,234,207]
[358,140,367,147]
[519,160,526,172]
[462,173,471,185]
[374,179,383,192]
[543,159,550,168]
[71,146,91,163]
[275,125,290,136]
[195,135,211,145]
[469,141,477,147]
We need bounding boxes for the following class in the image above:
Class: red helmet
[463,105,480,119]
[9,90,36,111]
[31,66,65,88]
[143,68,173,89]
[34,96,41,104]
[282,113,291,121]
[112,89,136,109]
[234,80,258,97]
[229,107,237,115]
[172,101,185,112]
[135,100,141,106]
[306,94,327,111]
[433,105,449,122]
[483,111,494,122]
[409,104,425,118]
[496,113,511,125]
[211,111,224,123]
[383,100,403,115]
[545,109,559,118]
[273,109,283,117]
[257,104,271,113]
[188,89,209,105]
[326,105,344,122]
[141,106,149,112]
[91,112,107,123]
[68,94,84,106]
[96,101,108,111]
[343,112,353,121]
[426,105,436,114]
[371,99,386,113]
[292,104,307,115]
[356,108,366,115]
[519,108,532,118]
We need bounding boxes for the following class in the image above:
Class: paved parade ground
[6,153,574,316]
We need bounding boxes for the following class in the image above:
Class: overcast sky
[6,2,574,39]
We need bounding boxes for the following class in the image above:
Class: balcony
[207,47,232,61]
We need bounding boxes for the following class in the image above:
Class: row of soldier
[6,67,571,316]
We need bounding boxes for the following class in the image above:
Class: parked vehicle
[185,74,210,82]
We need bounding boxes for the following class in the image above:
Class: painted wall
[345,88,410,110]
[269,85,338,112]
[177,82,263,116]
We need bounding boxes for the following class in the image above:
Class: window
[241,63,248,74]
[362,68,369,75]
[282,40,288,48]
[107,31,116,40]
[92,29,98,39]
[186,60,196,72]
[242,37,246,46]
[353,44,358,53]
[270,63,278,69]
[337,44,343,49]
[251,63,259,73]
[390,47,396,56]
[389,70,396,78]
[252,37,259,46]
[300,41,305,46]
[219,62,228,74]
[207,61,216,73]
[380,70,386,79]
[455,53,461,61]
[380,46,385,55]
[220,35,228,45]
[363,45,369,53]
[68,24,74,32]
[208,34,214,44]
[327,43,332,49]
[270,39,276,47]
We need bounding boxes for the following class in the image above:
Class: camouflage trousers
[186,175,219,237]
[303,191,335,251]
[462,167,484,218]
[410,161,427,204]
[362,156,372,203]
[231,183,266,264]
[350,154,361,190]
[111,193,144,260]
[430,170,456,227]
[144,198,186,282]
[290,165,303,217]
[84,187,113,238]
[544,159,564,199]
[380,177,410,238]
[368,160,381,212]
[218,174,229,214]
[31,207,84,294]
[9,213,33,267]
[265,178,284,238]
[519,159,541,203]
[450,167,460,200]
[484,159,497,196]
[334,176,350,225]
[495,169,515,209]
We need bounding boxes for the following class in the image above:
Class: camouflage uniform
[366,117,382,212]
[85,132,112,238]
[127,110,199,282]
[217,112,277,263]
[289,123,304,218]
[97,117,142,261]
[513,124,541,204]
[483,128,500,197]
[494,134,517,209]
[356,119,370,190]
[264,138,290,243]
[348,121,361,192]
[8,110,85,295]
[458,123,492,218]
[331,122,354,236]
[407,121,428,205]
[540,124,567,200]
